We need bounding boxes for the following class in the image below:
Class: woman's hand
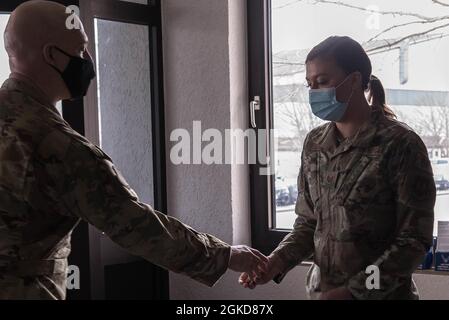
[238,254,286,289]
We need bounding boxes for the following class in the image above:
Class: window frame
[247,0,449,277]
[248,0,290,255]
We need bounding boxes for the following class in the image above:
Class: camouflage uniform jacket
[272,107,435,300]
[0,76,230,299]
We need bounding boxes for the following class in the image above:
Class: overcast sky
[272,0,449,91]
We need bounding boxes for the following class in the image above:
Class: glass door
[80,0,167,299]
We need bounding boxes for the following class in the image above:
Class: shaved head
[4,0,91,104]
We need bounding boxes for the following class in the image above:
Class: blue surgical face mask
[308,74,354,122]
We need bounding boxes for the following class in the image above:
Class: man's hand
[238,254,286,289]
[229,245,269,277]
[319,287,353,300]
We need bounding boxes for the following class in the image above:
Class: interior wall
[161,0,233,246]
[161,0,449,300]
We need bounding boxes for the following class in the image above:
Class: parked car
[287,184,298,203]
[276,186,291,206]
[435,175,449,191]
[275,179,300,207]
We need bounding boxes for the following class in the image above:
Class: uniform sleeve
[347,131,435,299]
[271,134,317,283]
[37,133,231,287]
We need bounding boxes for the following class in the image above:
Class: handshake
[229,246,354,299]
[229,245,286,289]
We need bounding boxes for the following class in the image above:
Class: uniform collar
[1,74,60,115]
[316,107,383,156]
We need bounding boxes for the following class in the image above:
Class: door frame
[79,0,168,300]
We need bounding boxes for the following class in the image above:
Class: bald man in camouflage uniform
[0,1,266,299]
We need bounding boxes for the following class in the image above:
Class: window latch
[250,96,261,128]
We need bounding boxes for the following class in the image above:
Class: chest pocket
[333,153,374,206]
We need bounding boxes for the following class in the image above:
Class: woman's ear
[351,71,363,90]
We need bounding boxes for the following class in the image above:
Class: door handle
[250,96,261,128]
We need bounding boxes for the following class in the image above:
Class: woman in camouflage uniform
[240,36,435,300]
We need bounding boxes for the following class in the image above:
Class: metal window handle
[250,96,261,128]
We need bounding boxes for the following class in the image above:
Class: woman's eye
[316,79,328,86]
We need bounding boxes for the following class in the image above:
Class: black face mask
[49,47,96,100]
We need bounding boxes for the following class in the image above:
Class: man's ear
[42,44,53,63]
[42,44,60,70]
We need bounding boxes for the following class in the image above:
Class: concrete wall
[161,0,449,300]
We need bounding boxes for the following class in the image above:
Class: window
[249,0,449,253]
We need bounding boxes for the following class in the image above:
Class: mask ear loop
[335,73,353,90]
[46,46,72,76]
[345,86,355,104]
[53,46,77,59]
[336,73,355,104]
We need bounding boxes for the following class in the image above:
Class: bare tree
[417,107,445,137]
[272,0,449,149]
[408,96,449,139]
[274,84,324,148]
[274,0,449,60]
